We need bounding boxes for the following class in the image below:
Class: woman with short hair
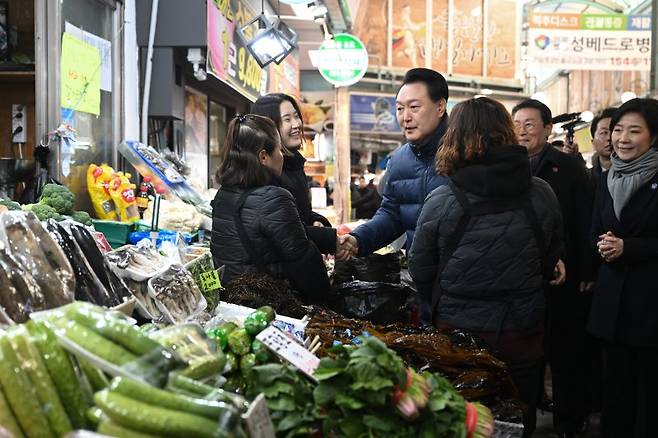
[589,98,658,438]
[409,97,564,437]
[210,114,329,302]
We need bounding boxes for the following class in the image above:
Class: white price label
[256,326,320,380]
[242,393,275,438]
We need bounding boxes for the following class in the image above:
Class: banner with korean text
[528,12,651,71]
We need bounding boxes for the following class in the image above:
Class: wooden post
[334,86,351,224]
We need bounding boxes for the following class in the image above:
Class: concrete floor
[535,410,601,437]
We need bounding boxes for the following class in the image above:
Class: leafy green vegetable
[70,211,93,226]
[0,198,21,211]
[39,183,75,215]
[23,203,62,221]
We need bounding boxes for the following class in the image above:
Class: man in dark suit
[513,99,596,438]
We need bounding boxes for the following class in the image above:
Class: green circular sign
[317,33,368,87]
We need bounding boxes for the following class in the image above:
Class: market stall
[0,189,523,437]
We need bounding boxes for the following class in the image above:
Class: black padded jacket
[210,185,330,302]
[409,145,563,334]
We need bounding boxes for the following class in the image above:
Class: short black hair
[216,114,281,188]
[512,99,552,126]
[610,98,658,147]
[590,107,617,137]
[398,68,449,103]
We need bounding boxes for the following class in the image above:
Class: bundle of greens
[312,337,494,438]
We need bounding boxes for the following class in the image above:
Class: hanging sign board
[317,33,368,87]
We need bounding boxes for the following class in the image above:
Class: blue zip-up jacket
[351,115,449,256]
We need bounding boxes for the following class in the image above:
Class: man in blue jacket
[340,68,449,257]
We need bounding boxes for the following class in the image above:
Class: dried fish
[24,212,75,297]
[3,213,70,307]
[0,244,45,319]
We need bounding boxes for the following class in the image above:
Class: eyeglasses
[514,122,541,133]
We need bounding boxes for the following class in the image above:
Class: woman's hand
[597,231,624,262]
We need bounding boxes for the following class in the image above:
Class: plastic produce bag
[333,252,401,284]
[327,280,411,324]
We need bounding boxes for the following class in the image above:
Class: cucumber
[87,406,106,427]
[0,385,24,438]
[97,419,162,438]
[65,302,164,355]
[50,319,138,366]
[167,373,215,397]
[94,390,220,438]
[110,376,239,420]
[79,358,110,392]
[7,326,72,436]
[180,353,226,380]
[0,333,54,438]
[26,321,90,429]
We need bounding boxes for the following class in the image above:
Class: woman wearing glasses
[589,98,658,438]
[210,114,329,302]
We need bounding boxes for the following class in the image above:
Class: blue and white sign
[350,94,400,133]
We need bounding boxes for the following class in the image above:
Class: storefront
[0,0,126,211]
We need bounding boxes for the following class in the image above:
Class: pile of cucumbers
[0,301,252,437]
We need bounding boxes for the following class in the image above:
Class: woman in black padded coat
[251,93,337,255]
[210,114,329,303]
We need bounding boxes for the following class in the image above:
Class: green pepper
[225,352,239,373]
[257,306,276,324]
[227,329,252,356]
[251,339,273,363]
[243,311,269,336]
[240,353,257,378]
[205,328,228,351]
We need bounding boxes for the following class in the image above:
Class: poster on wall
[452,0,483,77]
[486,0,516,78]
[207,0,300,100]
[350,94,400,133]
[391,0,427,69]
[184,87,209,190]
[430,0,449,73]
[353,0,518,81]
[528,12,652,71]
[60,32,101,116]
[351,0,388,67]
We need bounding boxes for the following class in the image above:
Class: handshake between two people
[335,234,358,262]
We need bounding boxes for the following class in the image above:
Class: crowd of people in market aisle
[209,67,658,438]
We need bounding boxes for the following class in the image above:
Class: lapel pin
[652,183,657,190]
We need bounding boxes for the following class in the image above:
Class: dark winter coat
[277,150,336,254]
[588,170,658,347]
[532,145,596,285]
[409,145,563,336]
[210,185,330,302]
[351,116,449,255]
[352,183,381,219]
[589,153,609,192]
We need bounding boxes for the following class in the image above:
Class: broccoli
[39,183,75,215]
[70,210,93,226]
[0,198,21,211]
[23,203,62,221]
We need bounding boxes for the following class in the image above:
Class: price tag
[199,269,221,292]
[242,393,275,438]
[256,326,320,381]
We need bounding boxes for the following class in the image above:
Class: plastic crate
[91,219,135,249]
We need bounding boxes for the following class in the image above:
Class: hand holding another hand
[335,234,358,261]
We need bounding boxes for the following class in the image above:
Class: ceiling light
[621,91,637,103]
[238,14,294,68]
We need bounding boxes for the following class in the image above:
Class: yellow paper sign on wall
[60,32,101,116]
